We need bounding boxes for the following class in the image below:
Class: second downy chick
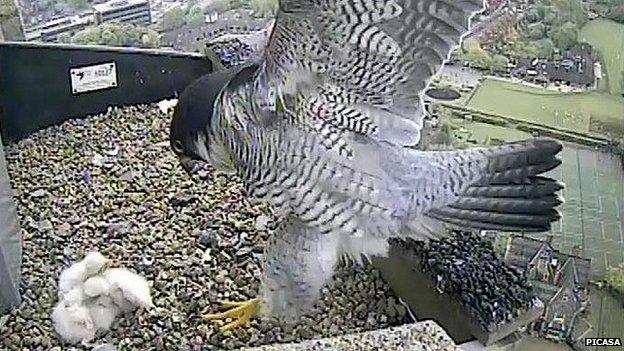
[51,291,96,344]
[87,295,121,332]
[104,268,153,312]
[58,252,110,298]
[83,276,110,298]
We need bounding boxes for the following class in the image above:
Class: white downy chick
[83,276,110,297]
[64,287,86,305]
[104,268,153,312]
[87,295,121,332]
[51,294,96,344]
[58,252,109,298]
[82,276,119,332]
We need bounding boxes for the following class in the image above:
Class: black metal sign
[0,42,215,142]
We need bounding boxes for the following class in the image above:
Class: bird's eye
[173,140,184,154]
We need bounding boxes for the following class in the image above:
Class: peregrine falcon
[170,0,564,330]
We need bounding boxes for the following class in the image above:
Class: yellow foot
[203,298,260,331]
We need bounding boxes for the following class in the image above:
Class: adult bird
[170,0,564,331]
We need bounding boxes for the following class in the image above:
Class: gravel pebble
[0,104,409,350]
[241,321,459,351]
[398,231,534,332]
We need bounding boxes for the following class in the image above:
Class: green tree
[553,0,587,26]
[462,37,481,52]
[543,6,559,25]
[100,27,120,46]
[514,41,540,58]
[250,0,278,17]
[608,4,624,23]
[0,0,19,17]
[469,50,493,70]
[205,0,230,13]
[185,6,205,27]
[140,31,159,48]
[527,22,546,40]
[72,23,160,48]
[162,6,185,31]
[491,55,509,72]
[121,24,141,45]
[535,38,555,58]
[606,262,624,294]
[72,27,101,45]
[525,6,543,22]
[530,2,548,18]
[57,32,72,43]
[551,21,578,50]
[228,0,244,9]
[461,38,493,70]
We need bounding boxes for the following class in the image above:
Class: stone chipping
[0,104,414,350]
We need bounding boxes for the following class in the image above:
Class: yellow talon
[220,300,250,308]
[203,298,260,331]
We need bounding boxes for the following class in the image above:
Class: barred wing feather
[256,0,485,153]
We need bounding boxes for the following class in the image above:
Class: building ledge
[241,321,459,351]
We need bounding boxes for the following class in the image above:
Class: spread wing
[254,0,485,156]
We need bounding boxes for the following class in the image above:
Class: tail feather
[429,207,560,229]
[428,216,554,232]
[462,176,564,198]
[486,158,561,185]
[427,138,564,233]
[447,194,563,214]
[484,139,562,173]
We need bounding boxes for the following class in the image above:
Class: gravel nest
[242,321,458,351]
[395,232,535,331]
[0,104,410,350]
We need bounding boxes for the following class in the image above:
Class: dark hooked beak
[179,155,204,176]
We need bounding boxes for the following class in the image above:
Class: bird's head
[170,63,261,176]
[83,251,110,276]
[169,73,227,175]
[169,98,211,175]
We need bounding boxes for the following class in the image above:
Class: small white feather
[157,98,178,114]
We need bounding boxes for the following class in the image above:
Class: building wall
[22,1,152,43]
[0,42,215,141]
[40,23,90,42]
[0,132,21,315]
[95,1,151,26]
[0,0,25,41]
[23,17,93,43]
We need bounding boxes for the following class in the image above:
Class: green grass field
[580,19,624,96]
[466,79,624,136]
